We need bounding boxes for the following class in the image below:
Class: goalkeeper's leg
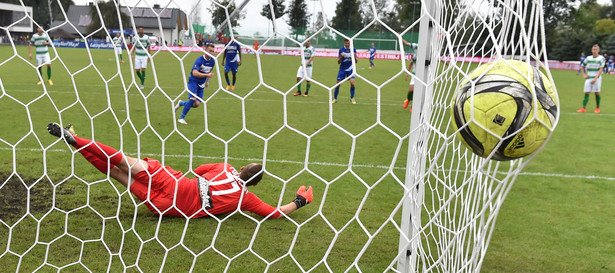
[47,122,148,182]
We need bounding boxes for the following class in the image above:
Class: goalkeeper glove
[293,185,313,209]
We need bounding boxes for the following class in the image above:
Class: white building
[49,4,188,45]
[0,2,33,33]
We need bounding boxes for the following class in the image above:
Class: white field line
[2,147,614,181]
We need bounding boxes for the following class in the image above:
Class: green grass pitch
[0,45,613,272]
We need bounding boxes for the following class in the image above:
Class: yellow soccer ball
[450,60,558,161]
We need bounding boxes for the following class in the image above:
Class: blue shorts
[369,56,375,61]
[187,82,205,99]
[225,62,238,73]
[337,69,355,81]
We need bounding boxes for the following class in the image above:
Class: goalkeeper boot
[47,122,76,145]
[294,91,301,96]
[403,99,410,109]
[332,98,337,104]
[48,80,54,86]
[576,108,586,113]
[226,85,231,91]
[350,98,357,105]
[37,81,42,85]
[178,118,187,125]
[231,85,235,91]
[595,108,601,113]
[303,93,308,97]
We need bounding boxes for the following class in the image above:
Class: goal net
[0,0,558,272]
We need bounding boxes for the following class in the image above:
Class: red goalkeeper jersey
[131,159,282,218]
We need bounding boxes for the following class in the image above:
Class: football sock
[180,99,195,119]
[582,93,589,108]
[225,74,230,85]
[136,71,143,82]
[119,54,123,61]
[141,71,146,85]
[408,91,414,101]
[596,94,601,107]
[297,84,302,92]
[47,67,51,79]
[350,86,355,98]
[370,61,374,67]
[334,86,340,99]
[306,83,311,93]
[73,136,124,167]
[38,67,42,77]
[232,73,236,85]
[77,148,114,174]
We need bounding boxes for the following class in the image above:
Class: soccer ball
[450,60,558,161]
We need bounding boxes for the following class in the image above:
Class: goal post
[398,0,439,271]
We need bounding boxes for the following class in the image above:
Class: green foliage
[595,18,615,35]
[260,0,286,22]
[85,1,130,38]
[286,0,310,35]
[390,0,421,31]
[331,0,362,31]
[208,0,242,29]
[550,31,593,61]
[604,33,615,54]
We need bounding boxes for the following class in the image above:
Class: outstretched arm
[244,185,314,218]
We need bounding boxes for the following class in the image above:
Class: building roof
[50,5,186,36]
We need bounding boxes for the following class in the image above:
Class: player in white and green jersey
[29,27,53,86]
[132,26,151,89]
[578,44,606,113]
[294,40,315,97]
[112,33,124,63]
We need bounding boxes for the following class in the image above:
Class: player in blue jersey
[223,40,241,91]
[368,43,376,69]
[204,35,214,45]
[174,43,216,125]
[578,52,586,75]
[608,55,614,75]
[333,39,358,104]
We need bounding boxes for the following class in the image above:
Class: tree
[312,11,327,32]
[86,1,130,38]
[603,32,615,54]
[360,0,390,26]
[208,0,243,29]
[595,18,615,35]
[287,0,310,36]
[331,0,362,31]
[390,0,421,31]
[261,0,287,22]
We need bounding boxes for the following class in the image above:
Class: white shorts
[36,53,51,66]
[297,66,313,79]
[584,77,602,92]
[409,75,415,86]
[114,47,122,55]
[135,56,148,69]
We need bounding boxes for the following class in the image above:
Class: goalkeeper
[47,122,314,218]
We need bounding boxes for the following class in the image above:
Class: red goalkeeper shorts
[130,158,200,217]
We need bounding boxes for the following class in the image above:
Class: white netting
[0,0,558,272]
